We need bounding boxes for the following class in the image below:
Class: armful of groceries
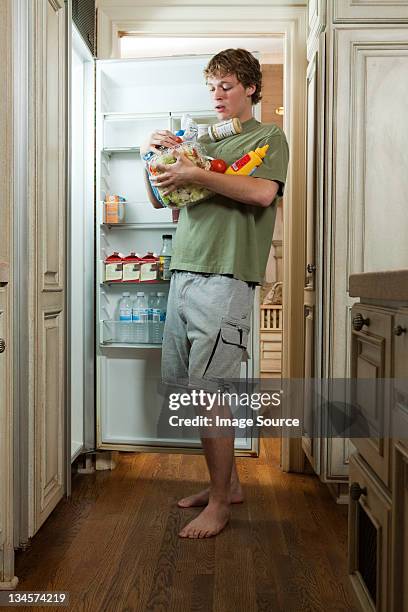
[140,118,279,210]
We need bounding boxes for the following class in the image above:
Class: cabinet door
[333,0,408,23]
[392,442,408,612]
[391,315,408,610]
[350,305,392,488]
[31,0,67,533]
[331,28,408,381]
[302,35,325,474]
[348,453,392,612]
[391,313,408,449]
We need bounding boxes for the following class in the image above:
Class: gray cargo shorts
[161,271,255,391]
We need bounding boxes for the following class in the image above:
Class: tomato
[173,136,183,144]
[210,158,227,173]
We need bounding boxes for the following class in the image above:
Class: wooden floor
[15,439,359,612]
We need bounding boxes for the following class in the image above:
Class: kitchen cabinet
[303,2,408,496]
[348,270,408,612]
[333,0,408,23]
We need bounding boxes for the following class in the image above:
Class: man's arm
[152,154,280,208]
[143,169,164,209]
[140,130,182,209]
[191,167,279,208]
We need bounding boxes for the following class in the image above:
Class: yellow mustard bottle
[225,144,269,176]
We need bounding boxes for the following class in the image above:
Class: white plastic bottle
[118,292,132,343]
[132,292,149,343]
[148,293,157,342]
[151,292,167,344]
[148,293,157,321]
[150,294,161,344]
[157,292,167,323]
[181,113,198,142]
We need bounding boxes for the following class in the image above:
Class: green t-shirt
[169,117,289,283]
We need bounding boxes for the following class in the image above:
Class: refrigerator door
[70,26,95,462]
[95,56,260,454]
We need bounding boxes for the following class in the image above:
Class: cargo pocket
[203,317,250,380]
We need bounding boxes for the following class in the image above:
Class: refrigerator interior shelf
[100,342,162,349]
[101,280,170,286]
[102,111,215,120]
[102,112,170,120]
[101,221,176,230]
[102,147,140,156]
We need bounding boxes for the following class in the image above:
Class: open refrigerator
[70,30,261,462]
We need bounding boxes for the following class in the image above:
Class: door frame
[0,0,19,590]
[96,4,308,471]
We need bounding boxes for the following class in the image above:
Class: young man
[140,48,289,539]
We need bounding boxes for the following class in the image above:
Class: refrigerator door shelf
[101,320,165,346]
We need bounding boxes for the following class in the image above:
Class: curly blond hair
[204,48,262,105]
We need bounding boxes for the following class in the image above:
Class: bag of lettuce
[144,142,213,209]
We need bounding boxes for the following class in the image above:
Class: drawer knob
[350,482,367,501]
[394,325,407,336]
[352,313,370,331]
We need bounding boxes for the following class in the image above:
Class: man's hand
[140,130,182,156]
[150,150,199,195]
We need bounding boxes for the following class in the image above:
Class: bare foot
[177,485,244,508]
[179,502,231,538]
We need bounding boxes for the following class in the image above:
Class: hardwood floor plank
[190,574,215,612]
[14,440,359,612]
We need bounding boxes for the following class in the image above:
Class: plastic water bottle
[181,113,198,142]
[150,292,167,344]
[157,292,167,323]
[132,292,149,343]
[150,294,161,343]
[148,293,157,322]
[118,292,132,343]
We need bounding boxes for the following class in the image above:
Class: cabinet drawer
[351,305,393,488]
[348,453,392,612]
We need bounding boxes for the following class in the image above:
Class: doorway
[95,11,308,471]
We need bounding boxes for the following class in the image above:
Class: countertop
[349,270,408,301]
